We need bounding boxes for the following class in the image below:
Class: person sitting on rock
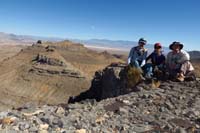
[128,38,148,79]
[145,43,166,79]
[166,41,195,81]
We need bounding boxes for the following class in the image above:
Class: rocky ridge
[0,40,123,111]
[0,65,199,132]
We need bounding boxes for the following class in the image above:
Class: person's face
[172,44,180,52]
[139,42,145,48]
[155,46,162,52]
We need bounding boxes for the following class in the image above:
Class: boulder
[68,63,142,102]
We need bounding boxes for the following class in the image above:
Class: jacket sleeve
[128,48,134,64]
[166,52,172,69]
[128,47,139,64]
[161,55,166,64]
[178,50,190,63]
[146,53,152,62]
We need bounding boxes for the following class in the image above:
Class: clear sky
[0,0,199,50]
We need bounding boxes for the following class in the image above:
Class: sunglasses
[139,42,145,45]
[155,46,161,49]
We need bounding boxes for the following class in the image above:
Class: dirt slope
[0,41,123,111]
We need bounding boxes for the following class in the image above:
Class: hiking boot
[185,71,196,81]
[176,73,185,82]
[185,76,196,81]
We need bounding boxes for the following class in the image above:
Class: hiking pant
[168,61,194,76]
[143,63,153,77]
[130,60,152,76]
[130,60,142,68]
[180,61,194,75]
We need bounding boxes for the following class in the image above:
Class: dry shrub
[126,65,142,88]
[194,65,200,78]
[191,59,200,78]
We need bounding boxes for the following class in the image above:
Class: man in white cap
[166,41,195,81]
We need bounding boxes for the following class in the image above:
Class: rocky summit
[0,64,200,132]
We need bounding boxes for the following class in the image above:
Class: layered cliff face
[0,41,123,111]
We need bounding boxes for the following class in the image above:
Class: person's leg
[184,71,196,81]
[131,60,143,73]
[154,65,165,80]
[143,63,153,78]
[181,61,196,81]
[131,60,140,68]
[180,61,194,75]
[174,61,195,82]
[130,60,145,80]
[167,68,179,80]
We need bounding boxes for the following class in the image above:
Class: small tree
[37,40,42,44]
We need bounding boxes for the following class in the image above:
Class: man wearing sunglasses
[166,41,195,81]
[128,38,148,79]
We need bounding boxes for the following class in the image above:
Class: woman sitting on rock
[166,41,195,81]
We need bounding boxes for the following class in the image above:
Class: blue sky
[0,0,199,50]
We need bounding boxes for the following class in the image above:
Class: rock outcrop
[31,49,85,78]
[68,63,143,102]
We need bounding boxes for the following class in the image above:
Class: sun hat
[169,41,183,50]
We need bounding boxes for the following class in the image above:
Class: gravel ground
[0,80,200,133]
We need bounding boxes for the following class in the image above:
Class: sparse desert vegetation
[191,59,200,77]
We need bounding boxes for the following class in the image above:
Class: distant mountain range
[188,51,200,59]
[0,32,200,57]
[0,32,63,45]
[0,32,167,52]
[71,39,171,53]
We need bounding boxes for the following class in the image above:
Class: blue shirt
[128,46,148,67]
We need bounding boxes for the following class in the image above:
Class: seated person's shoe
[185,71,196,81]
[176,73,185,82]
[154,69,163,79]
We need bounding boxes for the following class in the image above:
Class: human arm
[128,48,133,64]
[177,50,190,64]
[166,52,173,69]
[157,55,166,68]
[128,47,136,64]
[140,50,148,67]
[161,55,166,65]
[146,53,152,63]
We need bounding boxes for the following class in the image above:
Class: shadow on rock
[68,63,143,103]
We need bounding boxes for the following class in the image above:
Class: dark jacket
[146,51,165,66]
